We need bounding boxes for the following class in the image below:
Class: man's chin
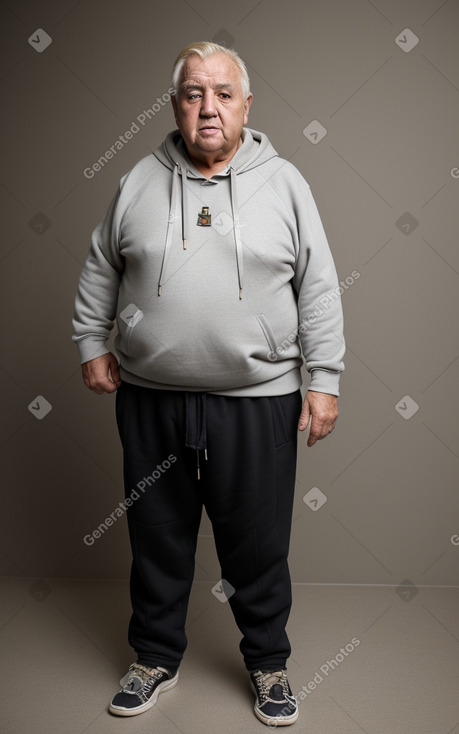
[195,133,223,149]
[192,140,226,157]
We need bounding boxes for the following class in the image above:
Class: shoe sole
[109,671,179,717]
[253,705,299,726]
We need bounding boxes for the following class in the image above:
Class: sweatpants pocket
[269,391,302,448]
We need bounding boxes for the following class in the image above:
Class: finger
[92,376,118,393]
[298,401,311,431]
[84,370,117,394]
[307,418,322,447]
[307,419,335,447]
[101,380,119,393]
[108,362,121,386]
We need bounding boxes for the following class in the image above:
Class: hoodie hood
[152,128,279,299]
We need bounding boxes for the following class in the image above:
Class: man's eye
[220,93,230,99]
[188,93,201,100]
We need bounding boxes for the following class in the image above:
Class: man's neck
[192,159,230,179]
[185,137,243,179]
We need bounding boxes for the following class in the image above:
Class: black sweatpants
[115,381,302,674]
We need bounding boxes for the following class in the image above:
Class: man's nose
[199,91,217,117]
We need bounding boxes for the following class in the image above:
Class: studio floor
[1,578,458,733]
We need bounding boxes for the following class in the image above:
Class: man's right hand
[81,352,121,394]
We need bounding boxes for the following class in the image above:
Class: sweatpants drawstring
[185,392,208,479]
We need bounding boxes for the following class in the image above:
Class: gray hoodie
[72,127,345,396]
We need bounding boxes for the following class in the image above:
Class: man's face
[172,53,253,168]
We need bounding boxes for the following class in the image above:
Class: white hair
[171,41,251,99]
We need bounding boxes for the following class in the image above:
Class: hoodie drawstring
[158,163,179,296]
[230,167,243,300]
[181,167,187,250]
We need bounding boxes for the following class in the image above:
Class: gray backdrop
[1,0,458,593]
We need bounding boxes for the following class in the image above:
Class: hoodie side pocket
[256,313,278,357]
[119,305,145,353]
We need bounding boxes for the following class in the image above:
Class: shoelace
[123,664,165,694]
[254,671,290,702]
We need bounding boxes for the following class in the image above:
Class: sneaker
[109,662,178,716]
[250,669,298,726]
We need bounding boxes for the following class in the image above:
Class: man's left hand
[298,391,339,447]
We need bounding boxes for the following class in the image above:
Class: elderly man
[73,41,344,727]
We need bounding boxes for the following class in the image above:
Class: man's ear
[243,93,253,125]
[171,94,178,123]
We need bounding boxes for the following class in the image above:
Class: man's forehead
[180,54,242,87]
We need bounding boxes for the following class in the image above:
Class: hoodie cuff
[74,336,110,365]
[308,369,341,397]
